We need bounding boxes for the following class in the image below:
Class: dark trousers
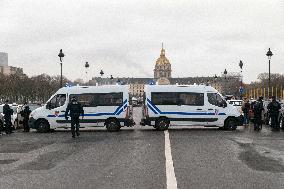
[4,119,12,134]
[254,114,262,129]
[270,114,279,129]
[23,119,30,132]
[71,117,80,136]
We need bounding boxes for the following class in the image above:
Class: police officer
[253,97,264,131]
[267,96,281,131]
[3,100,13,134]
[21,104,32,132]
[65,97,84,138]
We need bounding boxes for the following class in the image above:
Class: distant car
[14,104,42,128]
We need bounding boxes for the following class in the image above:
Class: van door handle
[208,109,213,110]
[196,108,202,110]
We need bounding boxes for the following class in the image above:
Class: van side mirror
[222,101,227,108]
[46,102,51,110]
[218,101,227,108]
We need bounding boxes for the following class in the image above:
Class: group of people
[242,96,282,131]
[1,97,84,138]
[0,100,31,135]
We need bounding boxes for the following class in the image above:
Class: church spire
[160,42,165,57]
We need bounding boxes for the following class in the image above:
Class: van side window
[70,94,94,107]
[152,92,179,105]
[70,93,123,107]
[96,93,123,106]
[179,93,204,106]
[207,93,225,106]
[49,94,66,109]
[151,92,204,106]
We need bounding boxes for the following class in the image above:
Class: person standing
[21,105,32,132]
[3,100,13,134]
[65,97,84,138]
[267,96,281,131]
[253,97,264,131]
[242,98,250,127]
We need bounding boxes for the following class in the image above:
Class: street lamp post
[213,74,218,83]
[213,74,218,89]
[58,49,65,88]
[223,69,227,95]
[266,48,273,97]
[110,75,113,85]
[100,70,104,77]
[85,62,90,85]
[85,62,89,73]
[239,60,244,100]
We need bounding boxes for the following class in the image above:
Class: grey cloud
[0,0,284,83]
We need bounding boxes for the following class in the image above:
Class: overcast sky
[1,0,284,83]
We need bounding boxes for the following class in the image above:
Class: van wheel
[106,119,121,132]
[224,118,237,131]
[36,120,50,133]
[155,117,169,131]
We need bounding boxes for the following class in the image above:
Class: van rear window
[151,92,204,106]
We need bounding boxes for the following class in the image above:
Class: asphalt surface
[0,107,283,189]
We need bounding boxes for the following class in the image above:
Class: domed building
[154,46,172,79]
[89,45,240,98]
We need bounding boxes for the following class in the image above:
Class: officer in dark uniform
[21,104,32,132]
[65,97,84,138]
[267,96,281,131]
[253,97,264,131]
[3,100,13,134]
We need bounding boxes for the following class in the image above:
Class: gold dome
[155,48,170,66]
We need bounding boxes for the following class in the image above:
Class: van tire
[106,118,121,132]
[36,119,50,133]
[224,118,237,131]
[155,117,169,131]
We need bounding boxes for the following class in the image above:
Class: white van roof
[56,85,129,94]
[144,85,219,93]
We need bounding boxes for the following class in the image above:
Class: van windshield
[48,94,66,109]
[207,93,226,107]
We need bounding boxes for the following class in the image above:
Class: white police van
[140,85,242,130]
[29,85,134,132]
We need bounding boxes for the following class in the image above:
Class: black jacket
[3,104,13,120]
[253,100,263,117]
[65,101,84,119]
[21,107,32,120]
[267,100,281,116]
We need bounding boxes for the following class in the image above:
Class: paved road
[0,107,283,189]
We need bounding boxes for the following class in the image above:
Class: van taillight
[144,105,149,117]
[125,106,130,118]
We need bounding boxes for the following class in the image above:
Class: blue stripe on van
[147,102,158,114]
[47,99,128,118]
[146,98,226,116]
